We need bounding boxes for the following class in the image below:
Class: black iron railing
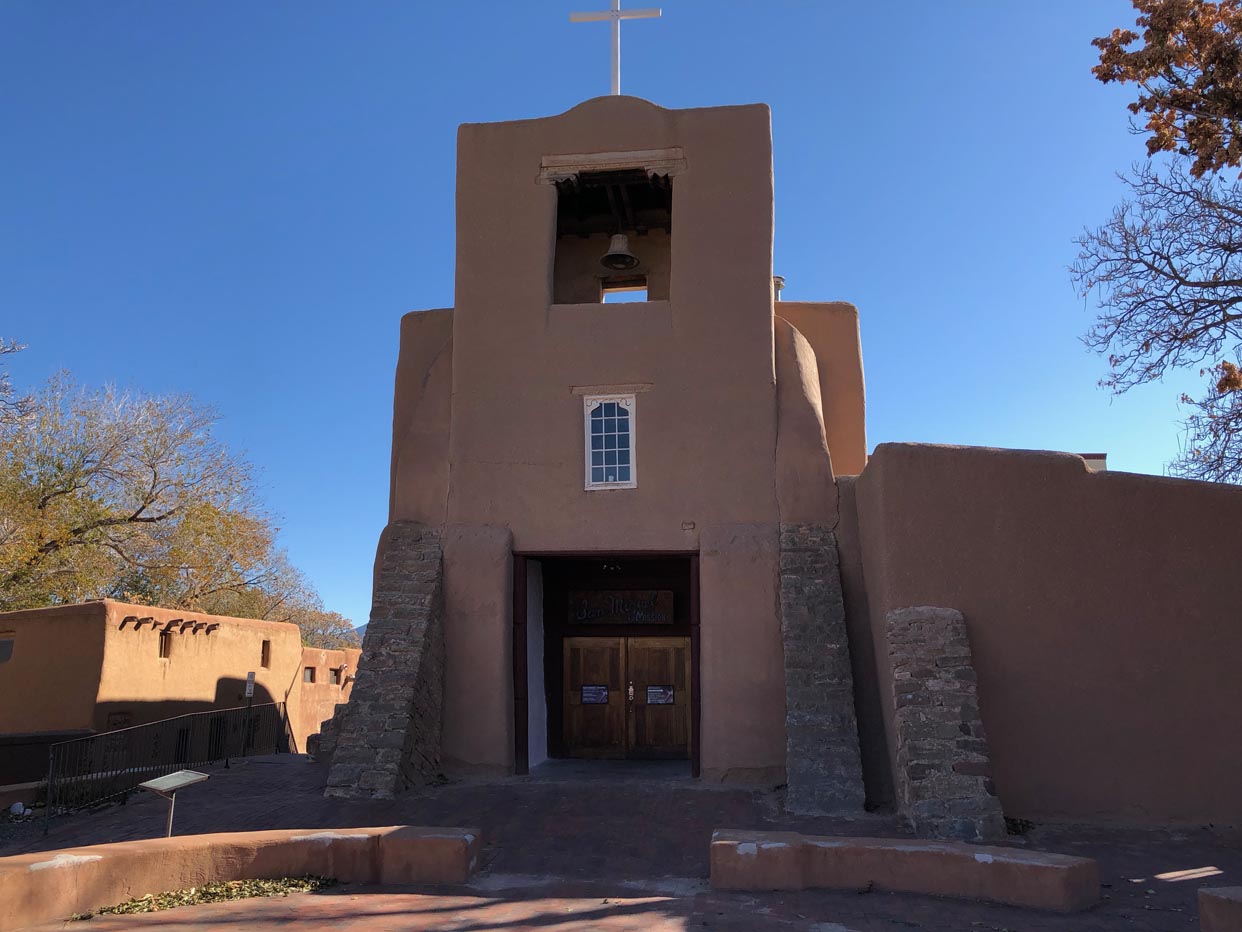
[44,702,290,828]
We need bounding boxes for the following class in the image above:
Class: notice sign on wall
[581,685,609,705]
[647,686,674,705]
[569,590,674,625]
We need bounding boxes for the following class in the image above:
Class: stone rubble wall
[324,522,445,799]
[887,605,1005,841]
[306,701,347,762]
[779,523,866,814]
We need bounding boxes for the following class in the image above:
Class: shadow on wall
[0,680,285,787]
[93,678,279,732]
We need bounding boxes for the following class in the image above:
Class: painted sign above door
[568,590,674,625]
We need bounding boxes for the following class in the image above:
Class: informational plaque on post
[569,590,674,625]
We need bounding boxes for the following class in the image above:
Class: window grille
[584,394,636,489]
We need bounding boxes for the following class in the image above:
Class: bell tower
[447,96,779,547]
[329,94,869,814]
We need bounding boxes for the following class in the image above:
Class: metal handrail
[43,702,291,833]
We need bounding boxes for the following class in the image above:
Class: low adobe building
[0,599,359,792]
[321,95,1242,837]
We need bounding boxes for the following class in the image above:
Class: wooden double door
[562,636,690,759]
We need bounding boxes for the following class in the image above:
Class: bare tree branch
[0,339,31,425]
[1073,160,1242,481]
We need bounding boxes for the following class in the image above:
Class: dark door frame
[511,551,700,777]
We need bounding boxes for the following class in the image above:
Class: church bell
[600,233,640,271]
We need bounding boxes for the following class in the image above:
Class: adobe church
[319,94,1242,840]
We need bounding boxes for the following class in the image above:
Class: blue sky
[2,1,1182,625]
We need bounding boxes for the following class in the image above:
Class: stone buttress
[886,606,1005,841]
[324,522,445,799]
[779,524,866,813]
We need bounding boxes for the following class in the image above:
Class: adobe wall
[773,316,837,524]
[772,316,864,808]
[0,603,105,734]
[294,645,361,749]
[834,476,894,809]
[389,307,452,527]
[699,524,786,782]
[852,443,1242,826]
[379,98,878,783]
[776,302,867,475]
[439,525,514,775]
[0,601,356,763]
[95,601,305,732]
[385,97,798,779]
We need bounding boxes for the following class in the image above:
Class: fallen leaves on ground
[69,876,337,920]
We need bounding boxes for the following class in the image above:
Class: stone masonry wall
[779,524,865,814]
[324,522,444,799]
[887,606,1005,841]
[307,701,346,761]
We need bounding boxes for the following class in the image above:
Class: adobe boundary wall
[710,829,1099,912]
[0,825,480,931]
[1200,887,1242,932]
[848,443,1242,827]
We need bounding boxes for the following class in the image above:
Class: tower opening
[553,169,672,304]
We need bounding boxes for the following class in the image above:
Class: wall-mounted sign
[581,685,609,705]
[647,685,674,705]
[569,590,674,625]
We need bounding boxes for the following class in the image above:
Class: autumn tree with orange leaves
[0,372,358,648]
[1074,0,1242,481]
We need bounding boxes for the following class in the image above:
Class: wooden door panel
[626,637,690,759]
[562,637,625,759]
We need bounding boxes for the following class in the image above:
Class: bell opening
[552,169,671,303]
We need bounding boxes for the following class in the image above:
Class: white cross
[570,0,661,96]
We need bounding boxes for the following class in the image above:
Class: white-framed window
[584,394,636,489]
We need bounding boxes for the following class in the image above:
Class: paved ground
[7,754,1242,931]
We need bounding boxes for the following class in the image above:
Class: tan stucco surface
[445,96,779,552]
[440,525,514,773]
[382,96,859,780]
[94,602,303,730]
[297,646,362,745]
[0,604,105,734]
[710,830,1100,912]
[776,303,867,475]
[381,97,849,781]
[774,316,838,525]
[0,826,481,931]
[390,308,453,527]
[698,523,786,783]
[852,443,1242,826]
[833,476,892,809]
[0,600,357,755]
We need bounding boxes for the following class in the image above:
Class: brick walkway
[8,754,1242,930]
